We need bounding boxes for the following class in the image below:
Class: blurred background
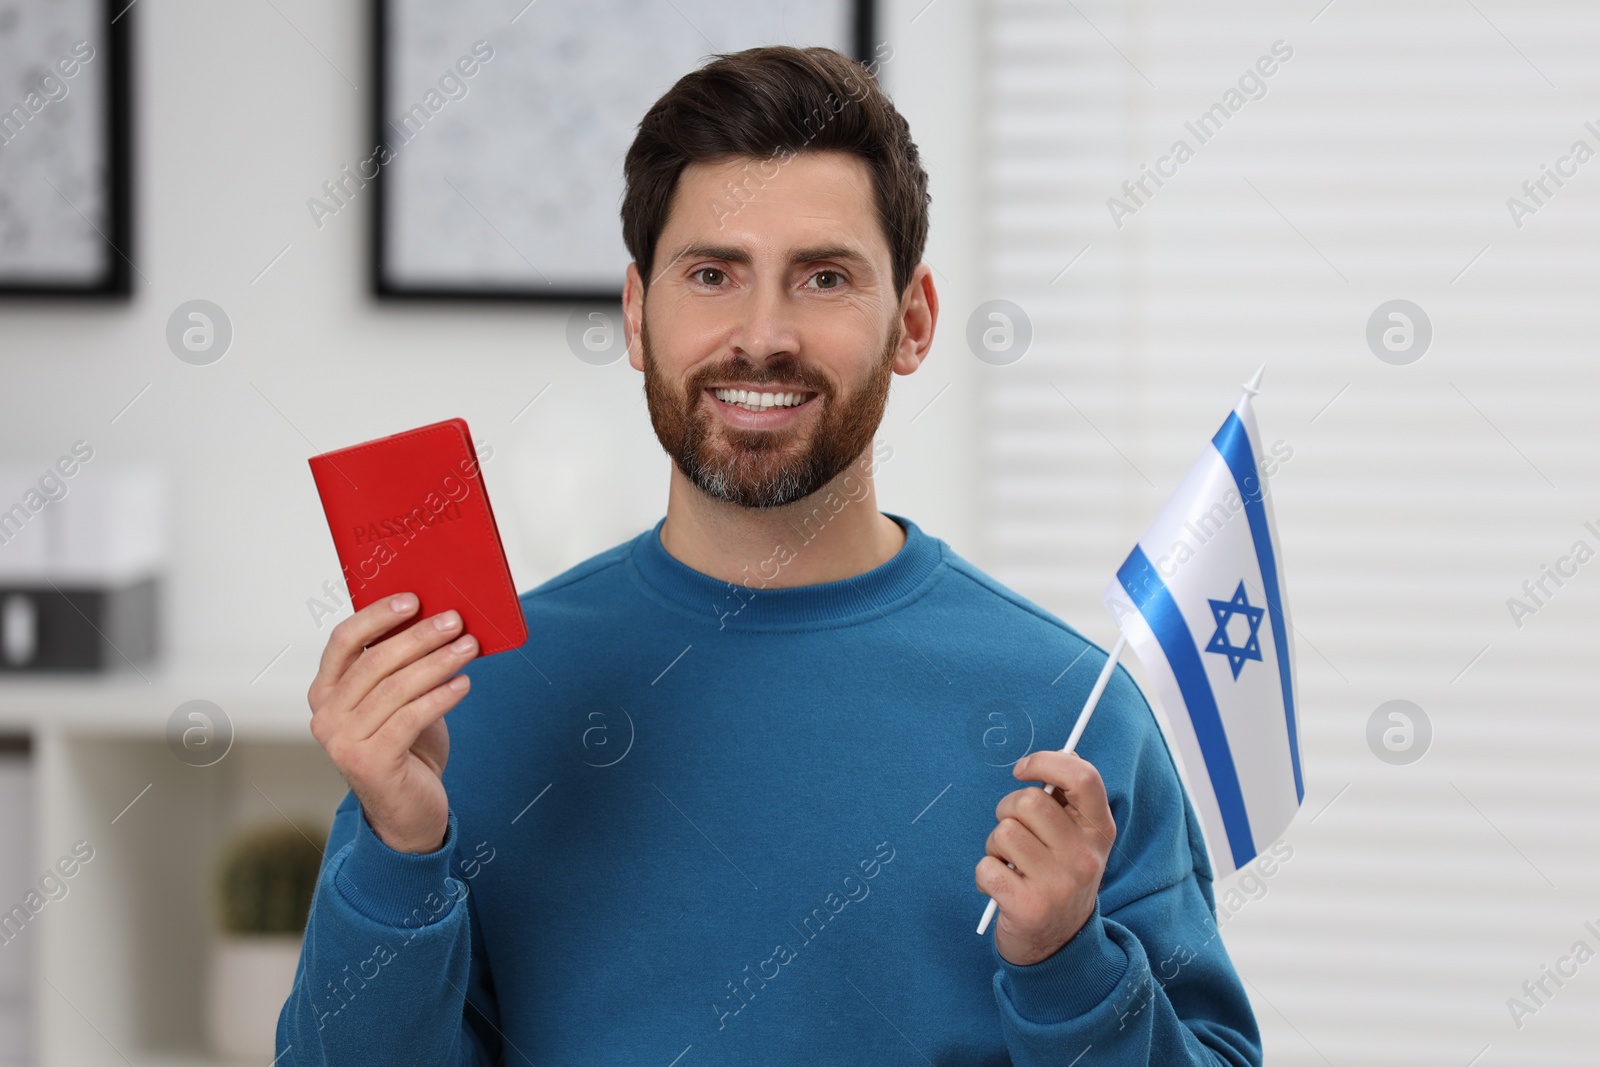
[1,0,1596,1063]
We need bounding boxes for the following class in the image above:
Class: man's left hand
[976,750,1117,966]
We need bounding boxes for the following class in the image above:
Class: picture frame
[0,0,133,298]
[370,0,876,302]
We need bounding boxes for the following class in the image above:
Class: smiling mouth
[706,386,818,413]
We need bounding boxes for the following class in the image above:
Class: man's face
[628,150,908,510]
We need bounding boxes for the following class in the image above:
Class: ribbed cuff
[993,900,1128,1023]
[332,807,460,929]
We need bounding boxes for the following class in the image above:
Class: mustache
[686,359,833,397]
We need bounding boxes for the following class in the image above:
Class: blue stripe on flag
[1117,547,1256,870]
[1212,413,1304,802]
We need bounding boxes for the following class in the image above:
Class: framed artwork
[371,0,876,301]
[0,0,133,297]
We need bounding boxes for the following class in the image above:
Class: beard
[640,311,900,510]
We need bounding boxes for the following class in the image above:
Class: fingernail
[434,610,462,631]
[450,634,476,653]
[390,593,417,613]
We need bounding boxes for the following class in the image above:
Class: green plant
[214,822,326,936]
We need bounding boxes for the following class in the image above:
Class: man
[279,45,1262,1065]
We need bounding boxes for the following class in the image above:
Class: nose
[727,273,801,367]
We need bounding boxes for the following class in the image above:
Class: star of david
[1205,580,1265,679]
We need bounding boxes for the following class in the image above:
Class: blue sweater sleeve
[990,878,1261,1065]
[987,668,1263,1065]
[274,790,502,1066]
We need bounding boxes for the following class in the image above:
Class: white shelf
[0,662,345,1067]
[0,660,313,740]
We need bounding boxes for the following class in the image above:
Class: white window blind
[978,1,1600,1061]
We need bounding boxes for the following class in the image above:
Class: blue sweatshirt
[277,512,1261,1065]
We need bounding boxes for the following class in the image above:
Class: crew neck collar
[627,511,944,631]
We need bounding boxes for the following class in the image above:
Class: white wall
[0,0,983,687]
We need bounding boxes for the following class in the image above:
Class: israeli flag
[1102,374,1303,878]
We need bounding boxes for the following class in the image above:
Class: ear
[623,261,645,372]
[891,263,938,376]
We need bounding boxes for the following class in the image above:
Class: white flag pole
[976,634,1128,936]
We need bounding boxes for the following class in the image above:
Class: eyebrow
[666,243,872,270]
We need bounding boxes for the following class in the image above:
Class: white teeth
[712,388,809,411]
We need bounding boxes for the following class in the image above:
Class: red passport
[307,417,527,656]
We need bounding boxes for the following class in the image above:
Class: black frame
[370,0,876,303]
[0,0,134,298]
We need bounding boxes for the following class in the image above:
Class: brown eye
[693,267,726,286]
[811,270,842,289]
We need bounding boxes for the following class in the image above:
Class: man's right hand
[307,592,479,854]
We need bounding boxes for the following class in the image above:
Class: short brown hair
[621,44,929,299]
